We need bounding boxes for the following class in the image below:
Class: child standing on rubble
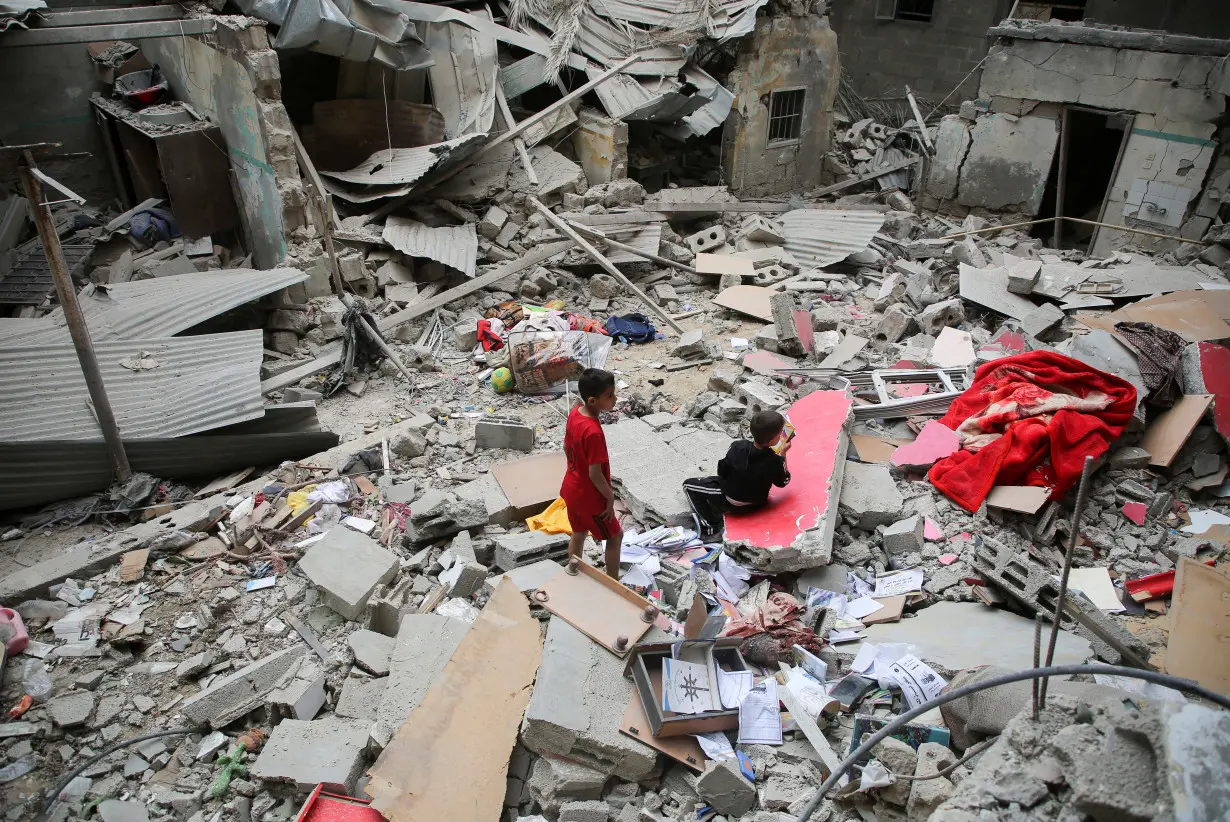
[561,368,622,579]
[682,410,792,539]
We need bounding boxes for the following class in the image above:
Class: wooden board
[695,253,754,277]
[310,99,445,172]
[985,485,1049,514]
[1076,290,1230,342]
[366,580,543,821]
[619,691,708,773]
[849,434,908,465]
[534,559,655,656]
[861,595,906,625]
[714,284,773,322]
[155,128,240,238]
[1165,558,1230,694]
[491,451,567,511]
[1138,394,1214,467]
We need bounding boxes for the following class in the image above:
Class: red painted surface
[1197,342,1230,440]
[977,328,1028,360]
[891,420,959,470]
[723,390,851,549]
[744,349,796,379]
[924,517,943,541]
[1122,501,1147,526]
[296,787,383,822]
[793,309,814,354]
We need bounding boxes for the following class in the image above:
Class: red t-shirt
[560,405,610,515]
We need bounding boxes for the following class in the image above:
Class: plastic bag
[507,314,612,394]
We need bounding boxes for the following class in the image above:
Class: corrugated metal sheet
[0,431,338,512]
[382,217,478,277]
[662,67,735,139]
[586,0,764,39]
[581,223,662,266]
[0,331,265,442]
[0,242,94,305]
[421,13,498,139]
[0,0,45,31]
[779,209,887,269]
[0,268,307,346]
[321,134,485,186]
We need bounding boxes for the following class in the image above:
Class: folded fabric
[527,496,572,534]
[928,351,1136,513]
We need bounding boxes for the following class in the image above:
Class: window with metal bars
[767,89,805,143]
[874,0,935,21]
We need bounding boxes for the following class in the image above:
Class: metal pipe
[1053,107,1070,250]
[1042,455,1093,706]
[563,218,699,275]
[938,215,1188,243]
[793,663,1230,822]
[18,156,132,484]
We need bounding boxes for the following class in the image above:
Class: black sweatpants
[682,476,733,536]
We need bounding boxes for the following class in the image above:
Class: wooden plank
[155,128,239,238]
[619,691,708,773]
[366,580,543,822]
[535,559,657,656]
[714,284,773,322]
[260,241,574,394]
[0,17,215,47]
[1139,394,1214,467]
[807,156,921,198]
[115,122,167,205]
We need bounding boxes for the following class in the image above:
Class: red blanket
[928,351,1136,513]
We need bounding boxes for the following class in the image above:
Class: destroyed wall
[140,23,306,269]
[828,0,1000,100]
[1084,0,1230,39]
[721,9,840,197]
[924,24,1227,252]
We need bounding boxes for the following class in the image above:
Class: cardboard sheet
[492,451,567,510]
[1076,290,1230,342]
[819,333,869,367]
[714,284,774,322]
[861,595,906,625]
[849,434,909,465]
[1165,558,1230,695]
[695,253,754,277]
[366,580,543,822]
[985,485,1049,514]
[619,692,708,773]
[1068,567,1124,612]
[1138,394,1214,467]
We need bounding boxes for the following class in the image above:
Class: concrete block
[176,651,214,682]
[98,800,150,822]
[696,758,755,817]
[494,531,571,571]
[405,494,488,544]
[754,324,780,352]
[453,317,479,350]
[49,692,94,727]
[839,462,903,529]
[521,618,658,780]
[873,737,916,806]
[916,298,965,336]
[373,614,469,747]
[440,560,487,598]
[348,629,394,676]
[391,430,428,458]
[252,718,368,794]
[875,303,914,343]
[1006,259,1041,294]
[735,379,787,416]
[457,473,518,527]
[181,647,307,728]
[267,657,327,721]
[673,329,705,359]
[559,800,610,822]
[810,302,844,332]
[299,527,399,621]
[527,755,608,815]
[708,360,743,393]
[770,292,805,357]
[480,206,509,240]
[685,225,727,253]
[605,417,731,525]
[475,415,535,452]
[335,675,386,721]
[906,742,956,819]
[883,515,924,557]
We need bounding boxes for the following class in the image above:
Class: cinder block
[251,718,368,793]
[267,657,327,721]
[883,515,924,557]
[494,531,571,572]
[299,527,400,621]
[181,647,308,728]
[685,225,727,253]
[734,379,787,416]
[475,416,535,452]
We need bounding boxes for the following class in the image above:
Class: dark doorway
[1033,106,1130,250]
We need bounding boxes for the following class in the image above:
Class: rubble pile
[2,4,1230,822]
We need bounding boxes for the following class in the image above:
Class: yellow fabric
[288,485,317,516]
[527,496,573,534]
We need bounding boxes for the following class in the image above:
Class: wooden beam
[530,197,683,334]
[1,17,215,47]
[494,82,537,187]
[808,156,921,197]
[904,86,934,155]
[260,240,575,395]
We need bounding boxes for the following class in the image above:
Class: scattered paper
[717,668,753,710]
[873,568,924,598]
[246,576,277,592]
[805,588,847,613]
[829,628,863,643]
[845,596,885,621]
[785,669,838,719]
[1067,567,1125,612]
[792,644,827,683]
[342,516,377,533]
[694,731,736,761]
[1182,509,1230,535]
[731,337,749,348]
[885,654,947,709]
[736,679,783,745]
[664,658,717,714]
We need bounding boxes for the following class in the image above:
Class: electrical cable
[793,664,1230,822]
[40,727,205,818]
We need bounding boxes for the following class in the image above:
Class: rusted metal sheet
[0,331,264,442]
[382,217,478,277]
[779,209,886,268]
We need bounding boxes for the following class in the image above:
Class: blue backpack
[605,313,657,344]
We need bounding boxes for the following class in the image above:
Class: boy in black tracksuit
[682,410,792,538]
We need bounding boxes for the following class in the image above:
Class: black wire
[794,664,1230,822]
[39,727,205,818]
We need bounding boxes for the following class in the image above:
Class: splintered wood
[365,580,543,822]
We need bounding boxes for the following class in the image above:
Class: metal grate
[895,0,934,21]
[768,89,805,142]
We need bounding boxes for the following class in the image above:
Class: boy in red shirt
[561,368,621,578]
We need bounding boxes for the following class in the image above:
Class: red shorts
[566,505,622,540]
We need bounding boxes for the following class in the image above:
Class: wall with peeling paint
[721,13,840,197]
[141,31,290,269]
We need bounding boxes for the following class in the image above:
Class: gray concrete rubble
[251,718,369,793]
[697,758,757,816]
[372,614,469,748]
[839,462,904,529]
[495,531,572,571]
[298,526,400,620]
[180,647,308,728]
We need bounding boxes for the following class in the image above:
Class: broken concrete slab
[605,417,732,526]
[839,462,904,529]
[440,560,488,598]
[49,692,95,728]
[267,657,327,721]
[181,646,308,728]
[495,530,572,572]
[883,515,924,558]
[372,614,469,748]
[348,629,394,676]
[335,675,386,721]
[299,527,399,621]
[696,757,756,817]
[475,415,535,451]
[857,601,1091,673]
[521,617,657,780]
[97,800,150,822]
[405,493,488,544]
[251,718,368,793]
[890,420,959,472]
[457,472,519,527]
[725,390,853,573]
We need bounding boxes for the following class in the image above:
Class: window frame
[766,87,807,146]
[874,0,936,22]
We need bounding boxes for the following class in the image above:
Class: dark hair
[578,368,616,401]
[749,410,785,445]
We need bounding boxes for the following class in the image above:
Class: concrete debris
[299,526,400,620]
[251,718,368,793]
[181,647,308,728]
[697,757,757,816]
